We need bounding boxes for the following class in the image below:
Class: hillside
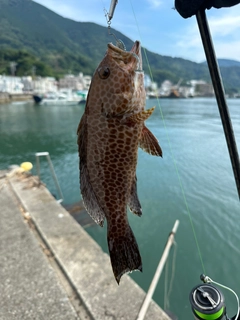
[0,0,240,93]
[202,59,240,68]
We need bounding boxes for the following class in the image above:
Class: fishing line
[103,1,126,50]
[164,241,177,311]
[164,257,169,310]
[128,0,206,274]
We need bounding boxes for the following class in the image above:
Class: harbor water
[1,98,240,319]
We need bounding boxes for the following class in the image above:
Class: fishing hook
[104,0,126,51]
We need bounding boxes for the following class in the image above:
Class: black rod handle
[196,9,240,199]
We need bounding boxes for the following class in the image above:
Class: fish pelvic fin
[139,125,162,157]
[108,224,142,284]
[77,114,105,226]
[128,175,142,216]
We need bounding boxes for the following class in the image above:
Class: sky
[34,0,240,63]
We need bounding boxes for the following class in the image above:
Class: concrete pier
[0,170,171,320]
[0,93,32,104]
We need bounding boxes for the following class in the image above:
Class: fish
[77,40,162,284]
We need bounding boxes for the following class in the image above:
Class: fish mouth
[108,40,142,71]
[130,41,142,71]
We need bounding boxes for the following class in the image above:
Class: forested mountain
[0,0,239,93]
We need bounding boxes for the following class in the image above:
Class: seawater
[1,98,240,319]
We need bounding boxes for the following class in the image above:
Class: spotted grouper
[77,40,162,283]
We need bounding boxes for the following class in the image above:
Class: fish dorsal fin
[128,175,142,216]
[139,125,162,156]
[77,114,105,226]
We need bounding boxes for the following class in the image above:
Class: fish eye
[98,67,110,79]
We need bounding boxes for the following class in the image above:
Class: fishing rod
[107,0,118,23]
[196,9,240,200]
[175,0,240,199]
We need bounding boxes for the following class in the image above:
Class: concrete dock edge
[5,172,171,320]
[0,174,79,319]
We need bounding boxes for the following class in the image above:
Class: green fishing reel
[189,274,239,320]
[190,283,225,319]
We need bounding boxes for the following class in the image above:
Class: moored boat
[39,89,80,105]
[33,94,43,104]
[78,90,88,104]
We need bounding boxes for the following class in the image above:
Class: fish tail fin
[107,224,142,284]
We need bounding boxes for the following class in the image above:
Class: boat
[33,94,43,104]
[78,90,88,105]
[39,89,81,105]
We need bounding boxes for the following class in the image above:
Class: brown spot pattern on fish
[77,40,162,283]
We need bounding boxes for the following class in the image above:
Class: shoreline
[0,92,33,104]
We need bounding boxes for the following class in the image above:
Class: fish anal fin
[139,125,162,156]
[128,176,142,216]
[108,224,142,284]
[77,114,105,226]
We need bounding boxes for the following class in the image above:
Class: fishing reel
[189,274,240,320]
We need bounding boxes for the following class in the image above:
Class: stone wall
[0,93,32,104]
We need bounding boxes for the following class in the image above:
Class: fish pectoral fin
[127,107,156,124]
[128,176,142,216]
[78,114,105,226]
[139,125,162,156]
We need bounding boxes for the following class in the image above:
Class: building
[58,73,91,90]
[188,80,214,97]
[0,75,24,94]
[33,77,58,94]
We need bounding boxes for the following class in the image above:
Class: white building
[144,74,158,91]
[21,76,34,92]
[0,72,91,95]
[58,73,92,91]
[33,77,58,94]
[0,75,24,94]
[79,72,91,90]
[188,80,214,97]
[159,80,173,96]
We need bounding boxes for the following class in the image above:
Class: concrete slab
[7,172,171,320]
[0,177,79,320]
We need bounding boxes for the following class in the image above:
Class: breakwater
[0,92,32,104]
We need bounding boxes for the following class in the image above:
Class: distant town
[0,72,91,95]
[0,71,238,102]
[144,74,215,98]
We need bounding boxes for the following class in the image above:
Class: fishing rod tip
[200,274,207,282]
